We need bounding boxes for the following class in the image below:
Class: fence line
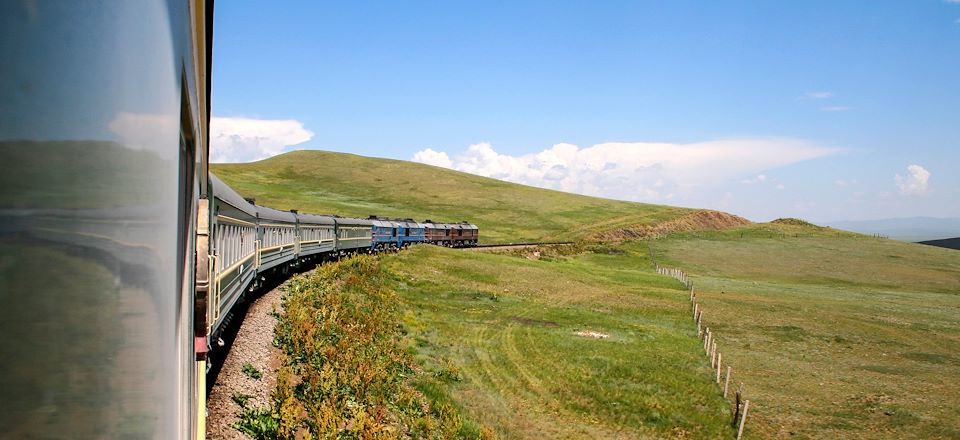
[651,246,752,439]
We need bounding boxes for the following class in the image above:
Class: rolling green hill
[215,150,960,439]
[211,150,704,244]
[649,223,960,439]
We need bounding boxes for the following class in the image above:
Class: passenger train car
[201,179,478,437]
[0,2,477,439]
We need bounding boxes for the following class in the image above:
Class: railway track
[464,241,576,250]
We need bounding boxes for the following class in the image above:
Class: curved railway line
[466,241,576,250]
[3,4,598,439]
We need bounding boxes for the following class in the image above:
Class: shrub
[258,255,489,439]
[242,362,263,380]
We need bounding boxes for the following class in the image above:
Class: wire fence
[649,241,752,439]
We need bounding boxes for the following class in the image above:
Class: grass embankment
[211,150,690,244]
[648,223,960,439]
[387,244,733,439]
[241,256,488,439]
[254,245,737,439]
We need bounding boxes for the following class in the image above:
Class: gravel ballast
[206,287,284,439]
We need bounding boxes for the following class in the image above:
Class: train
[203,173,478,354]
[0,1,476,439]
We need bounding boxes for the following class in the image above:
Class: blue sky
[210,1,960,222]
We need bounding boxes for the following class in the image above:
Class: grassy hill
[649,222,960,439]
[216,150,959,438]
[210,150,696,244]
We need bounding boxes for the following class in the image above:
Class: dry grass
[648,224,960,439]
[254,255,491,439]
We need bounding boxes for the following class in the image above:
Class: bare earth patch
[206,288,283,440]
[591,209,750,241]
[574,330,610,339]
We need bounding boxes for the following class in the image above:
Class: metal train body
[204,176,380,345]
[204,192,482,355]
[423,220,480,247]
[0,2,477,438]
[396,219,426,247]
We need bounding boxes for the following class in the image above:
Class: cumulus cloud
[895,164,931,195]
[411,148,452,168]
[210,117,314,163]
[412,139,837,202]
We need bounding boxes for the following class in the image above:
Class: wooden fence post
[723,366,731,398]
[716,352,722,383]
[737,400,750,440]
[711,341,717,368]
[732,383,744,427]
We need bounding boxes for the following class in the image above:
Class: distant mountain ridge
[825,217,960,242]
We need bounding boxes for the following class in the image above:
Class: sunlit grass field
[647,223,960,439]
[211,150,690,244]
[216,151,960,438]
[385,244,734,439]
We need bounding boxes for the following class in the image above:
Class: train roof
[255,205,297,223]
[334,216,373,227]
[209,173,257,217]
[296,212,336,225]
[370,219,394,228]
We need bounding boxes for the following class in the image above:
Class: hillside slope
[211,150,709,243]
[649,223,960,439]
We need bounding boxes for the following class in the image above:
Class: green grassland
[250,256,485,439]
[385,244,735,439]
[211,150,690,244]
[647,223,960,439]
[262,244,739,439]
[220,151,960,438]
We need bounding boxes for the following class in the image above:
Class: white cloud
[804,91,833,99]
[210,116,314,163]
[741,174,767,185]
[776,184,785,190]
[411,148,452,168]
[820,106,852,112]
[895,164,931,195]
[412,139,837,203]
